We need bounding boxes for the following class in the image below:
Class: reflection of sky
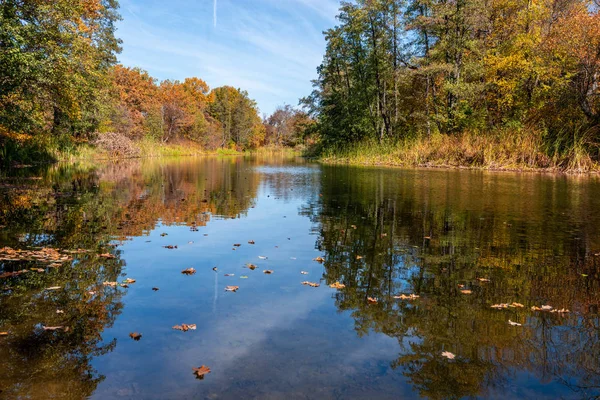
[89,162,594,400]
[91,163,414,398]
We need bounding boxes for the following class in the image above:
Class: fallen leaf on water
[248,240,255,244]
[164,245,178,249]
[173,324,197,331]
[225,286,239,292]
[381,233,387,237]
[129,332,142,341]
[300,271,308,275]
[301,281,320,287]
[188,241,194,244]
[160,233,168,237]
[356,255,363,260]
[233,244,241,247]
[351,225,357,229]
[329,282,345,289]
[313,257,325,263]
[491,303,509,309]
[181,268,196,275]
[123,278,136,284]
[441,351,455,360]
[224,274,234,277]
[99,253,115,259]
[508,320,522,326]
[478,278,491,282]
[367,297,378,304]
[460,289,472,295]
[531,305,553,311]
[152,287,160,291]
[212,267,218,272]
[394,294,419,300]
[43,326,67,331]
[424,236,431,240]
[245,264,257,270]
[56,309,64,314]
[192,365,211,379]
[46,286,61,291]
[120,284,129,288]
[240,276,248,279]
[458,284,465,289]
[550,308,570,314]
[258,256,268,260]
[0,332,8,336]
[263,270,273,274]
[510,302,524,308]
[103,281,118,287]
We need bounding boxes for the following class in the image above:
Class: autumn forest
[1,0,600,167]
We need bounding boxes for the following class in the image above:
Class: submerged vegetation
[304,0,600,171]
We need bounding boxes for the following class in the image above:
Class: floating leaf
[212,267,218,272]
[164,245,178,249]
[160,233,168,237]
[240,275,248,279]
[245,264,257,270]
[248,240,255,244]
[329,282,345,289]
[531,305,553,311]
[173,324,197,332]
[43,326,67,331]
[123,278,136,284]
[394,294,419,300]
[550,308,570,314]
[300,271,308,275]
[313,257,325,263]
[351,225,357,229]
[56,309,64,314]
[225,285,239,292]
[129,332,142,341]
[152,287,160,291]
[356,255,363,260]
[301,281,320,287]
[46,286,61,291]
[478,278,491,282]
[233,244,241,247]
[258,256,268,260]
[224,274,234,277]
[192,365,211,379]
[263,270,273,274]
[103,281,118,287]
[0,332,7,336]
[99,253,115,259]
[181,268,196,275]
[367,297,378,304]
[460,289,472,295]
[508,320,522,326]
[441,351,455,360]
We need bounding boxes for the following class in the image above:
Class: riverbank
[317,131,600,174]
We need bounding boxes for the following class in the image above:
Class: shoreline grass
[317,131,600,174]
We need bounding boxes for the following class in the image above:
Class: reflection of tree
[304,166,600,399]
[0,157,261,398]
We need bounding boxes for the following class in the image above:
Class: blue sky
[116,0,340,115]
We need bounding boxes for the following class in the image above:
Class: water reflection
[0,158,599,399]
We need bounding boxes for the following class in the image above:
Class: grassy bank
[0,134,302,166]
[318,130,600,173]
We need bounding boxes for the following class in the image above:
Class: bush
[93,132,140,158]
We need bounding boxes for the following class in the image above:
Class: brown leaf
[129,332,142,341]
[43,326,67,331]
[329,282,345,289]
[99,253,115,259]
[123,278,136,284]
[460,289,472,295]
[233,243,241,247]
[477,278,491,282]
[313,257,325,263]
[103,281,118,287]
[152,287,160,291]
[173,324,197,332]
[394,294,419,300]
[181,268,196,275]
[192,365,211,379]
[301,281,320,287]
[164,245,178,249]
[0,332,8,336]
[356,255,363,260]
[45,286,61,291]
[245,264,257,270]
[367,297,378,304]
[248,240,255,244]
[263,270,273,274]
[225,285,239,292]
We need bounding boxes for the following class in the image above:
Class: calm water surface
[1,157,600,399]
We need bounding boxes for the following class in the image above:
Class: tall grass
[319,129,600,173]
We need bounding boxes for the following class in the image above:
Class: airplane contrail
[213,0,217,27]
